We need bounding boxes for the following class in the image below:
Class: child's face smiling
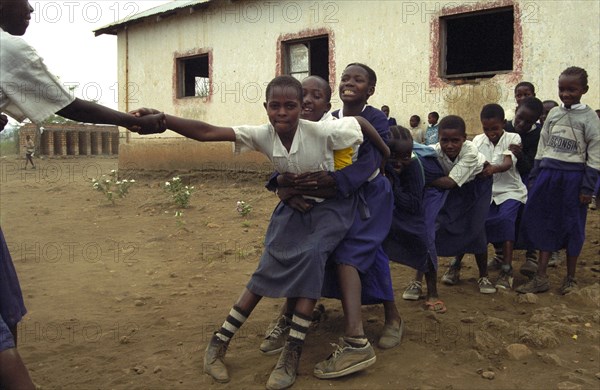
[558,75,588,108]
[439,128,466,161]
[264,86,301,138]
[514,106,539,134]
[301,77,331,122]
[515,86,535,106]
[481,117,505,145]
[339,65,374,105]
[389,140,413,173]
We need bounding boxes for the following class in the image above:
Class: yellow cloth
[334,147,353,170]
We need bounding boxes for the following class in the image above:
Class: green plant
[236,201,252,217]
[164,176,195,208]
[174,210,186,228]
[91,170,135,205]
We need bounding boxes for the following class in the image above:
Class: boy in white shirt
[472,104,527,289]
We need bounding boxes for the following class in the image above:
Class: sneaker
[548,252,561,267]
[203,333,230,383]
[402,280,422,301]
[520,259,538,278]
[495,269,514,290]
[313,337,376,379]
[515,275,550,294]
[441,266,460,285]
[478,276,497,294]
[260,315,290,355]
[266,341,302,390]
[559,276,578,295]
[590,196,597,210]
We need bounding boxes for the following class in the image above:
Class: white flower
[130,179,136,183]
[173,177,181,181]
[165,181,170,186]
[105,179,111,183]
[111,169,116,173]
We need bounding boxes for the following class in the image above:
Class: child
[431,116,495,294]
[23,135,35,169]
[381,105,397,127]
[132,75,386,389]
[409,115,425,143]
[0,2,164,387]
[383,126,448,313]
[517,66,600,295]
[472,104,527,289]
[540,100,559,126]
[491,97,544,276]
[280,65,402,367]
[424,111,440,145]
[505,81,537,124]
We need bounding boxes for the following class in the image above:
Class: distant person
[424,111,439,145]
[505,81,536,122]
[23,134,35,169]
[539,100,559,126]
[0,1,165,388]
[381,105,397,127]
[409,114,425,143]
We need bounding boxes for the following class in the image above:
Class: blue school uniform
[383,143,447,272]
[520,105,600,256]
[0,228,27,351]
[436,177,493,256]
[321,106,394,304]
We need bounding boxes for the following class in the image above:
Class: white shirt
[473,131,527,204]
[434,140,487,187]
[232,117,362,174]
[0,28,74,124]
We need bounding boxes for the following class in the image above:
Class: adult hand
[129,112,167,134]
[129,108,161,117]
[0,114,8,132]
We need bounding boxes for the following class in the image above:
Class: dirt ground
[1,156,599,390]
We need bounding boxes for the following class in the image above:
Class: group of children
[127,63,598,390]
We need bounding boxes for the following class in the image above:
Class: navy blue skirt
[435,177,493,256]
[520,168,588,256]
[0,227,27,351]
[486,199,523,243]
[247,195,358,300]
[321,174,395,304]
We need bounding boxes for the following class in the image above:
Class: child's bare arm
[355,117,390,160]
[481,155,512,177]
[130,108,235,142]
[165,114,236,142]
[429,176,458,189]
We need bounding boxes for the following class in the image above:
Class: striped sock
[288,312,311,345]
[215,305,249,343]
[344,335,368,348]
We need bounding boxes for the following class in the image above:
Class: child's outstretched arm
[130,108,235,142]
[355,117,390,160]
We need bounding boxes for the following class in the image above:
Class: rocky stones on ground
[516,293,539,304]
[506,343,533,360]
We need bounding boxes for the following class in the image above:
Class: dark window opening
[177,55,209,98]
[284,36,329,82]
[441,7,514,79]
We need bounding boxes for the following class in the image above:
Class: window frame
[174,49,212,100]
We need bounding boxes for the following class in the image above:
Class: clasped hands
[128,108,167,134]
[276,171,337,213]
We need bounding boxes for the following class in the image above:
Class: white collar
[337,105,367,118]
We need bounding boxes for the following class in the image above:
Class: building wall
[115,0,600,169]
[19,124,119,157]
